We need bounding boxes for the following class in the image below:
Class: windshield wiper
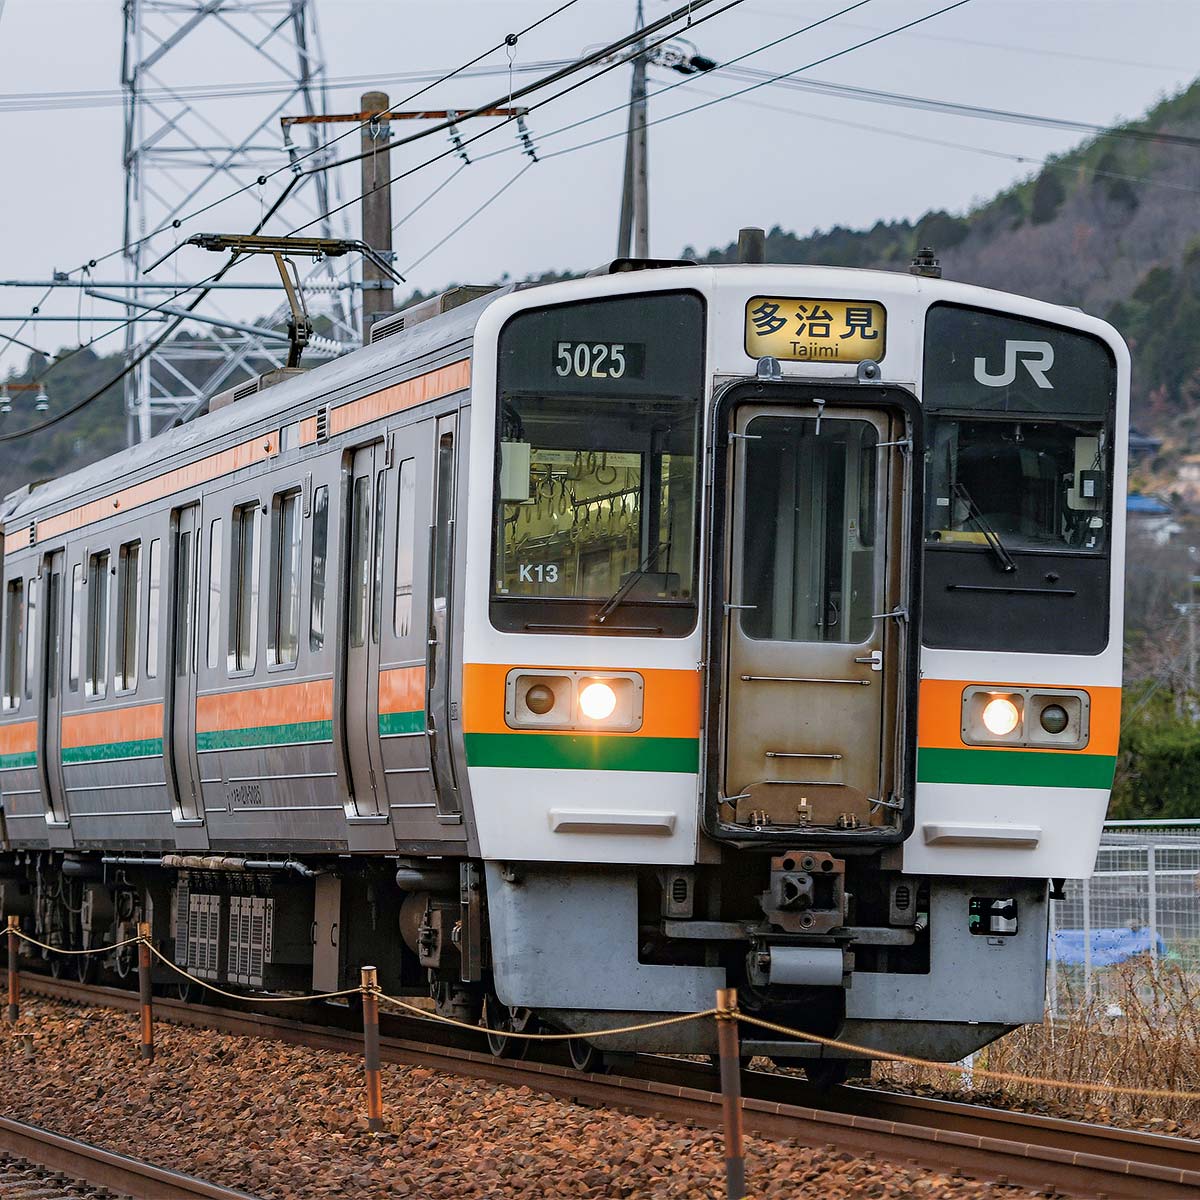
[593,540,667,625]
[951,481,1017,573]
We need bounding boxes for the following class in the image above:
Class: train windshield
[492,291,705,635]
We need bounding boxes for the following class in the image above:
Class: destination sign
[745,297,886,363]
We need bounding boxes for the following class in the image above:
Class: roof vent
[209,366,308,414]
[370,284,497,344]
[315,405,329,443]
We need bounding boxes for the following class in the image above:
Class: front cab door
[720,397,911,833]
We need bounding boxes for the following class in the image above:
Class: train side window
[269,490,302,667]
[372,472,385,645]
[115,540,141,692]
[206,518,223,671]
[393,458,416,638]
[146,539,161,679]
[228,503,261,673]
[86,551,110,699]
[3,579,23,710]
[68,564,82,692]
[309,485,329,653]
[24,576,37,701]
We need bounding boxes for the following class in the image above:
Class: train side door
[37,549,69,827]
[426,415,461,823]
[722,402,905,829]
[166,504,206,834]
[343,444,388,819]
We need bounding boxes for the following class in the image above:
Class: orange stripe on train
[380,666,425,714]
[917,678,1121,756]
[196,679,333,734]
[0,721,37,756]
[62,703,163,750]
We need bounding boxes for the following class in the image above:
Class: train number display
[553,341,645,380]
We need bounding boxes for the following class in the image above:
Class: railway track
[0,1115,258,1200]
[14,972,1200,1199]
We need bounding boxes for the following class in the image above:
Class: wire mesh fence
[1048,820,1200,1016]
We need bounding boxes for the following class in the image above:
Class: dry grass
[874,959,1200,1127]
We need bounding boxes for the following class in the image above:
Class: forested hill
[688,79,1200,431]
[3,79,1200,497]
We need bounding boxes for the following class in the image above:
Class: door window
[393,459,416,638]
[270,491,302,666]
[3,579,23,709]
[24,577,37,701]
[349,475,371,648]
[146,539,161,679]
[46,568,61,701]
[174,532,194,678]
[116,541,141,692]
[309,485,329,652]
[86,552,110,697]
[228,504,260,672]
[740,416,878,644]
[68,564,82,692]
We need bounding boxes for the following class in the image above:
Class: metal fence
[1048,820,1200,1015]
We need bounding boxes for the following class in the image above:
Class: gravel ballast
[2,994,1046,1198]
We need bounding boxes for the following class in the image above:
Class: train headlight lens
[525,683,556,715]
[982,696,1021,737]
[579,681,618,721]
[1040,703,1069,734]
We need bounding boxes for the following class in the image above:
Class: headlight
[982,696,1021,737]
[579,681,618,721]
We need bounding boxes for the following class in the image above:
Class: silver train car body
[0,263,1128,1069]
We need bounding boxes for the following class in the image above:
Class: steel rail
[15,972,1200,1199]
[0,1116,258,1200]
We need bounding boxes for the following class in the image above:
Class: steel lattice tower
[121,0,356,444]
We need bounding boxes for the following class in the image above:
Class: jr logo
[973,340,1055,389]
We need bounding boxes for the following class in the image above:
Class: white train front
[0,259,1127,1078]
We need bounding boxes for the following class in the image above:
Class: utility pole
[360,91,395,343]
[617,0,649,259]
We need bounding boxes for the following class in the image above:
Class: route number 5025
[555,341,627,379]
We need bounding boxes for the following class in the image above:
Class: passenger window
[394,459,416,638]
[206,519,222,671]
[68,564,82,692]
[24,576,37,701]
[86,551,110,698]
[229,503,261,673]
[349,476,370,649]
[270,491,302,667]
[309,485,329,653]
[174,532,193,678]
[3,579,24,710]
[116,541,141,692]
[372,473,385,645]
[146,539,161,679]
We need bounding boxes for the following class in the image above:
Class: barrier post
[137,922,154,1062]
[361,966,384,1133]
[715,987,746,1200]
[6,915,19,1024]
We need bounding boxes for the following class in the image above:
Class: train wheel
[74,956,96,986]
[483,995,536,1060]
[48,957,65,979]
[803,1060,851,1088]
[567,1037,606,1074]
[174,977,201,1003]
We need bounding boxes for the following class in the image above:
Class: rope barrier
[374,987,718,1041]
[736,1011,1200,1103]
[12,929,143,956]
[142,942,363,1004]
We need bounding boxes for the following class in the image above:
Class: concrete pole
[360,91,394,344]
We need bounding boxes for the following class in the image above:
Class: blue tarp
[1051,926,1168,965]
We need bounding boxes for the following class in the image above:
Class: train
[0,246,1127,1080]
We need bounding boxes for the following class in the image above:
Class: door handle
[854,650,883,672]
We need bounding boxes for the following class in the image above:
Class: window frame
[267,487,303,670]
[227,501,262,675]
[85,550,111,701]
[3,577,24,711]
[68,562,82,693]
[393,458,417,639]
[309,484,330,654]
[115,540,142,694]
[146,538,162,680]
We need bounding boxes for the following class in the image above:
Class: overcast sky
[0,0,1197,367]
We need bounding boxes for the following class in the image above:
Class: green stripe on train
[0,751,36,770]
[917,747,1117,789]
[465,732,699,773]
[379,710,425,736]
[196,719,333,752]
[62,737,163,764]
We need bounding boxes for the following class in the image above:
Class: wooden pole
[137,921,154,1062]
[715,987,746,1199]
[6,915,19,1024]
[361,966,384,1133]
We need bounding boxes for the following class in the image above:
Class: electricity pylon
[120,0,357,443]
